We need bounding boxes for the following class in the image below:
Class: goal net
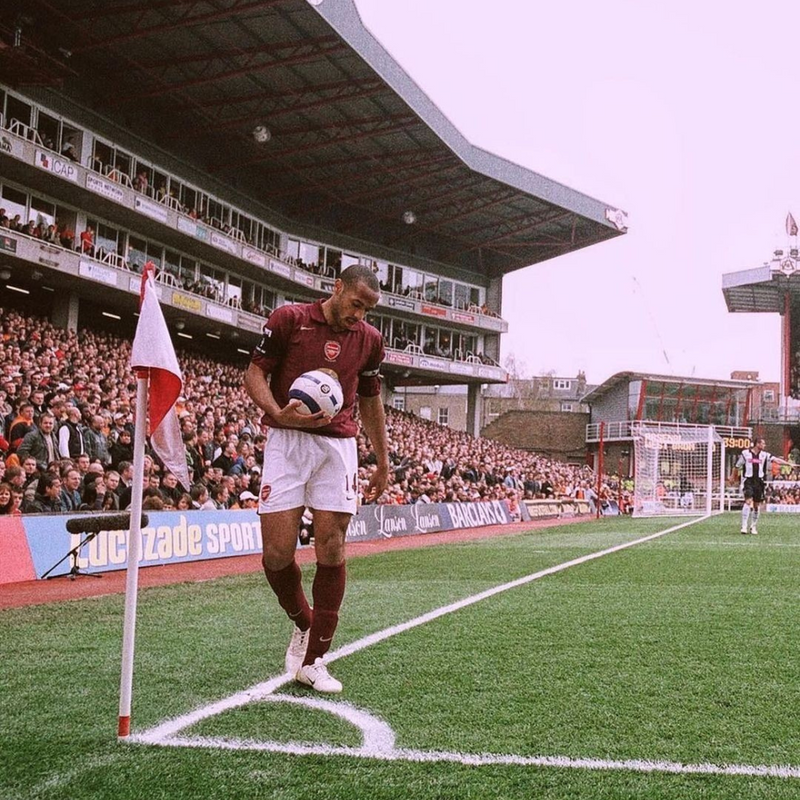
[631,424,725,517]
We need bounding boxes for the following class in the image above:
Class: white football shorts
[258,427,358,515]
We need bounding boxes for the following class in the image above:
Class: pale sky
[353,0,799,386]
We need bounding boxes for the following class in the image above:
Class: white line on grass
[128,515,800,780]
[162,733,800,780]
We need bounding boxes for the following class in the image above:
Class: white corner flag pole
[118,370,149,738]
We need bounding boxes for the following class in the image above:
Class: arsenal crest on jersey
[324,340,341,361]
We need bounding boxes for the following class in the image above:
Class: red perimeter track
[0,517,590,610]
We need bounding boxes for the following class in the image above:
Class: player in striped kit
[733,438,795,535]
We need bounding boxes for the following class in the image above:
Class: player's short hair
[340,264,380,293]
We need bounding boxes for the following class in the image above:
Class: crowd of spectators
[368,407,598,518]
[764,482,800,505]
[0,305,601,520]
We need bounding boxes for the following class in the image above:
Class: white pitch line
[153,735,800,780]
[127,516,800,781]
[131,516,706,744]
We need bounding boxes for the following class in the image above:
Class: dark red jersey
[250,300,384,438]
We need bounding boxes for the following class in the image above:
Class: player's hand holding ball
[279,369,343,428]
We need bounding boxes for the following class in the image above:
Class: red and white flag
[787,212,798,237]
[131,263,191,489]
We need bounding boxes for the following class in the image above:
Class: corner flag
[119,262,190,738]
[131,262,191,489]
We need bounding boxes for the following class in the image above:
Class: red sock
[304,562,346,665]
[264,560,312,631]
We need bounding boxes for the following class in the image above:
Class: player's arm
[244,312,329,429]
[244,363,329,429]
[358,393,390,502]
[730,453,744,483]
[768,454,800,474]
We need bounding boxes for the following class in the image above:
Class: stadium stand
[0,305,604,517]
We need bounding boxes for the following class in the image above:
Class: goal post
[631,423,725,517]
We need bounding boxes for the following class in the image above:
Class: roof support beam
[164,77,384,113]
[71,0,290,53]
[107,39,348,104]
[164,82,388,139]
[210,113,422,170]
[288,154,459,208]
[110,34,339,72]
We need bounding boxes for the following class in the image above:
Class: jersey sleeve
[250,306,293,375]
[734,452,745,471]
[357,333,385,398]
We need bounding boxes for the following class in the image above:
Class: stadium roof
[581,371,759,405]
[4,0,626,278]
[722,258,800,314]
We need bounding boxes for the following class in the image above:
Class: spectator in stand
[133,170,149,193]
[60,467,83,512]
[8,402,36,452]
[79,226,95,257]
[0,304,602,518]
[59,224,75,249]
[17,413,60,470]
[61,141,78,162]
[75,453,91,479]
[0,482,13,514]
[209,483,228,510]
[58,405,86,459]
[107,412,132,445]
[103,470,121,506]
[43,224,59,245]
[142,493,165,512]
[239,490,259,509]
[24,473,64,514]
[159,471,182,506]
[109,428,134,469]
[20,456,39,493]
[190,483,215,510]
[29,388,47,419]
[212,441,236,475]
[84,414,111,466]
[115,461,133,496]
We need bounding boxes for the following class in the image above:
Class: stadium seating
[0,304,603,516]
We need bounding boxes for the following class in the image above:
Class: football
[288,370,343,417]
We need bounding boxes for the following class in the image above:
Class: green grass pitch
[2,513,798,799]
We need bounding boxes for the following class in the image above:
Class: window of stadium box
[226,275,242,305]
[2,91,496,322]
[87,220,122,259]
[126,236,153,272]
[114,149,133,180]
[92,139,113,174]
[640,381,748,427]
[201,267,225,300]
[206,198,226,227]
[36,111,60,151]
[5,95,32,127]
[1,185,28,224]
[163,250,182,280]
